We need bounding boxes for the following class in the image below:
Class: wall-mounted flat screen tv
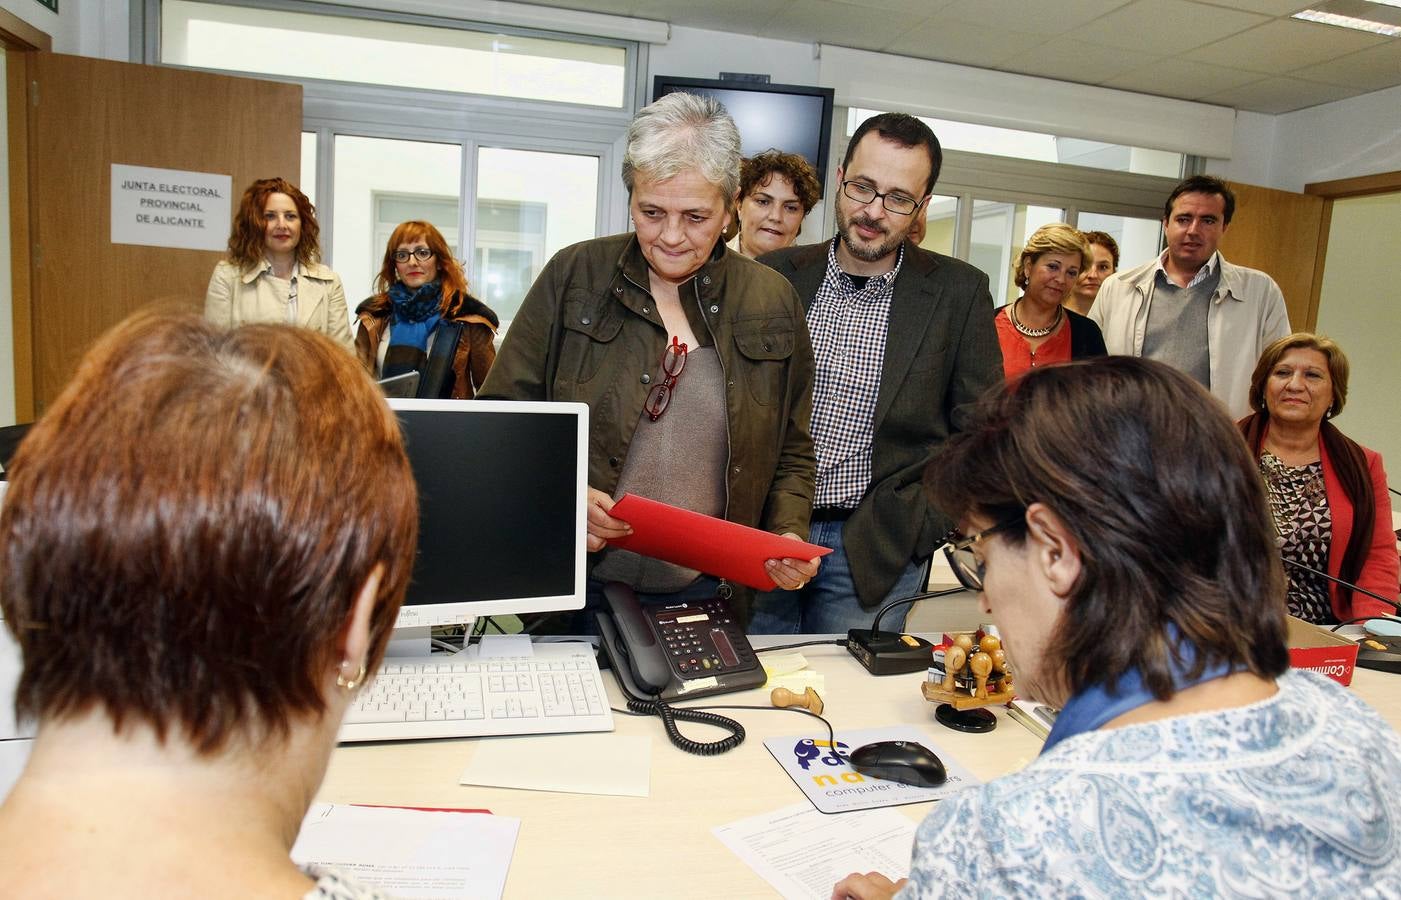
[652,76,836,193]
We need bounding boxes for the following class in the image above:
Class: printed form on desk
[714,802,915,900]
[292,803,519,899]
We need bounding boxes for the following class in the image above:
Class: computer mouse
[847,740,947,788]
[1364,619,1401,638]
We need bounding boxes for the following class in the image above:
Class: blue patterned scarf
[387,280,443,351]
[389,279,442,323]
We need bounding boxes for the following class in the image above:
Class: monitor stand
[384,624,434,660]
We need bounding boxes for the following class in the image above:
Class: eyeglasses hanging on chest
[645,336,688,422]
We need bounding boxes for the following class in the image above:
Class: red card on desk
[607,493,831,591]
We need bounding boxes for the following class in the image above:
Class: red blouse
[994,308,1072,381]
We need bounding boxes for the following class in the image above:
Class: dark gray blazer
[760,241,1004,608]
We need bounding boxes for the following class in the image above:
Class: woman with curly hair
[205,177,350,346]
[728,150,822,258]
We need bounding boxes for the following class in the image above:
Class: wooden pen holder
[922,631,1015,711]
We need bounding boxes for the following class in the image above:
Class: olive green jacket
[478,232,816,544]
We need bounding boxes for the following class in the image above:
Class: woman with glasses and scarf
[479,92,819,628]
[206,177,351,346]
[833,356,1401,899]
[354,221,499,399]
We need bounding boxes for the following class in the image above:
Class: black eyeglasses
[645,336,688,422]
[840,180,923,216]
[393,247,435,263]
[943,518,1022,592]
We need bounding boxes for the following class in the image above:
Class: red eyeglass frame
[645,335,688,422]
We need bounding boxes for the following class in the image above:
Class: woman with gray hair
[479,92,819,628]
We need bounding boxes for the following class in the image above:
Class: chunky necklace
[1008,298,1063,338]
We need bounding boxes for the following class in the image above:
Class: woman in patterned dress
[1239,332,1398,624]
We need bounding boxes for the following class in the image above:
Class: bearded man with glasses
[751,112,1003,636]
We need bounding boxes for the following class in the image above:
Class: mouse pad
[764,726,981,814]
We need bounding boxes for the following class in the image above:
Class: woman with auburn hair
[1240,332,1398,624]
[205,177,351,346]
[833,356,1401,899]
[355,220,499,399]
[0,312,417,898]
[994,223,1106,380]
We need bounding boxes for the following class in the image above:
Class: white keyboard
[339,643,615,743]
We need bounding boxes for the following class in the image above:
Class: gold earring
[336,660,367,691]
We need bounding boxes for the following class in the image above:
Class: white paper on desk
[291,802,519,900]
[714,801,916,900]
[460,732,651,797]
[765,726,979,813]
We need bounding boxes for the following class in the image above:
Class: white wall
[1210,87,1401,192]
[0,0,77,52]
[1268,84,1401,193]
[648,25,818,91]
[1204,109,1275,186]
[0,0,127,58]
[332,137,464,302]
[1315,192,1401,476]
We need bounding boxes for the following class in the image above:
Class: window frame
[139,0,642,113]
[825,106,1179,261]
[135,0,648,271]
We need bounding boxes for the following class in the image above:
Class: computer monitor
[652,75,836,189]
[385,399,588,656]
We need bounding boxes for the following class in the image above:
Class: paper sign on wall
[110,163,232,252]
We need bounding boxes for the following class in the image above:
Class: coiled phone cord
[624,696,745,755]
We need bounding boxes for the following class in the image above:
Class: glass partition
[473,147,600,328]
[970,201,1064,308]
[162,0,628,108]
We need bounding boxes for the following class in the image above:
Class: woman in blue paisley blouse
[833,356,1401,899]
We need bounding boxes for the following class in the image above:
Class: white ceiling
[523,0,1401,113]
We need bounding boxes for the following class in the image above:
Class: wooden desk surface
[316,644,1401,898]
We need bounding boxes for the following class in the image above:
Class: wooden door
[1219,181,1330,334]
[8,52,301,417]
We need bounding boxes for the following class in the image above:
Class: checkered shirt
[806,237,904,508]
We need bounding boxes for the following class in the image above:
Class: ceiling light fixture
[1292,9,1401,35]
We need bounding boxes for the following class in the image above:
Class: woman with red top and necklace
[994,223,1106,380]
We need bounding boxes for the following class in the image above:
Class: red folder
[606,493,832,591]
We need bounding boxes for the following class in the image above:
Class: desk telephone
[596,582,766,701]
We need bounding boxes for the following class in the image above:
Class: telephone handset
[596,582,766,702]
